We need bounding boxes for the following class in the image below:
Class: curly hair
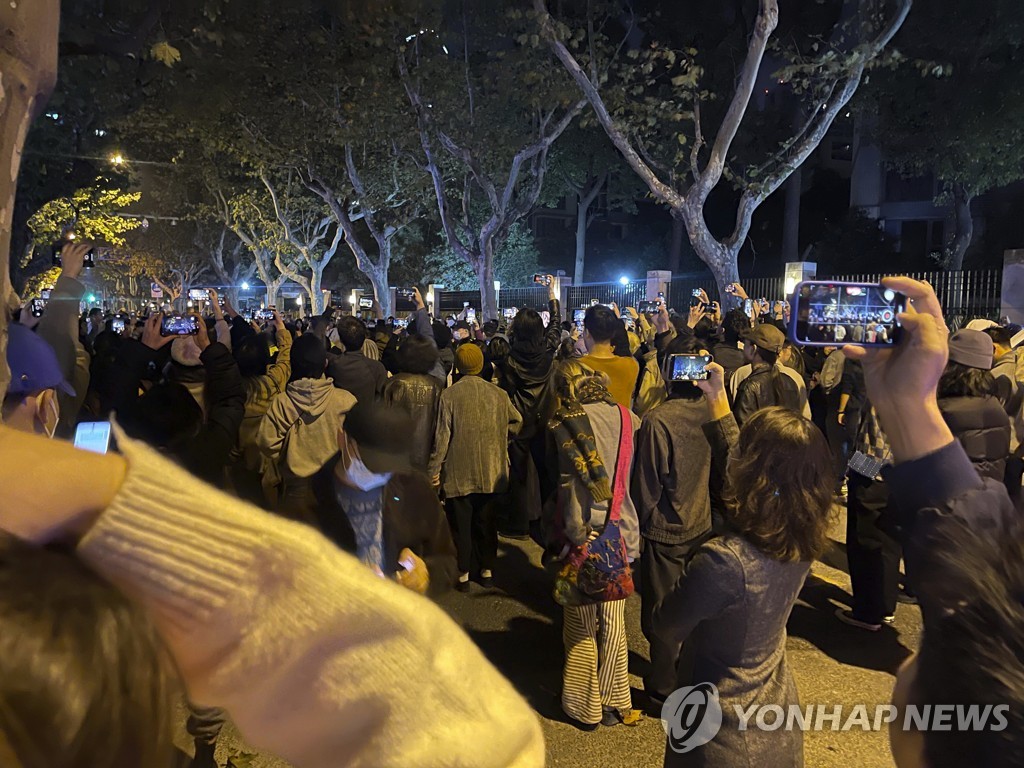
[938,362,996,398]
[724,407,834,562]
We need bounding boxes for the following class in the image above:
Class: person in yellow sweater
[0,422,544,768]
[580,304,640,409]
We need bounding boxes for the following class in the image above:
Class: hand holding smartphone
[160,314,201,337]
[790,281,906,348]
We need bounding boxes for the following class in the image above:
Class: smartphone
[30,298,46,318]
[623,317,635,332]
[358,296,374,309]
[691,288,703,299]
[744,299,755,315]
[397,288,415,301]
[74,421,112,455]
[573,309,586,333]
[394,317,409,329]
[502,308,516,320]
[112,317,126,334]
[466,308,477,324]
[725,284,737,294]
[637,300,656,314]
[188,288,208,301]
[668,354,713,382]
[160,314,200,336]
[791,281,906,347]
[533,274,552,286]
[51,243,96,268]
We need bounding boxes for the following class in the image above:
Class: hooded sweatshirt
[257,377,357,479]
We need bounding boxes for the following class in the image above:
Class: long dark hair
[725,407,834,561]
[938,362,996,398]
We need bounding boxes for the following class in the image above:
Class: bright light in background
[426,290,434,303]
[784,277,797,296]
[241,282,249,291]
[110,153,126,166]
[187,300,194,307]
[619,275,630,286]
[349,291,357,306]
[86,294,95,303]
[67,232,77,240]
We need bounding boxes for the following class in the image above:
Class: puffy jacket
[938,395,1011,482]
[383,373,443,472]
[501,299,562,441]
[733,362,802,426]
[238,329,293,469]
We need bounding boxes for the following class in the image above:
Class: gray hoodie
[257,377,357,479]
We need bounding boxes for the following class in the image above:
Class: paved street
[179,505,921,768]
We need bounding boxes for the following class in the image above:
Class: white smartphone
[74,421,112,454]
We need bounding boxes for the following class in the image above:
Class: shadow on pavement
[788,574,913,675]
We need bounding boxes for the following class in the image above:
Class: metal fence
[437,269,1003,321]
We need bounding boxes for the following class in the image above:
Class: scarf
[548,380,616,503]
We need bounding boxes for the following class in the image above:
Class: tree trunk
[668,215,684,274]
[476,245,498,322]
[781,167,801,263]
[365,259,392,318]
[310,267,324,315]
[0,0,60,399]
[692,238,741,308]
[574,199,589,284]
[944,184,974,271]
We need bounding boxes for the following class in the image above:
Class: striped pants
[561,599,632,725]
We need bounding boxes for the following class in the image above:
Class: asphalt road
[178,505,921,768]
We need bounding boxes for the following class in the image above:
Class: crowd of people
[1,244,1022,768]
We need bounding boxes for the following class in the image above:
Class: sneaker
[835,608,881,631]
[455,574,471,593]
[883,614,896,625]
[601,709,644,727]
[478,570,494,589]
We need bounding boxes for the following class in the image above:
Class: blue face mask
[344,454,392,491]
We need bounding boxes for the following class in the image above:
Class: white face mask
[42,394,60,440]
[344,454,392,491]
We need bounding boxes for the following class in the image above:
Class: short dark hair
[308,316,332,338]
[431,319,453,351]
[938,361,996,398]
[0,532,176,768]
[584,305,619,344]
[396,334,440,375]
[984,326,1014,349]
[723,309,751,345]
[610,322,631,357]
[234,334,271,379]
[910,520,1024,768]
[336,316,367,352]
[725,407,834,561]
[290,333,328,381]
[664,336,704,400]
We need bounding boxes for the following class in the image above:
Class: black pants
[639,538,694,702]
[846,473,902,623]
[446,493,498,574]
[1005,455,1023,500]
[826,403,860,491]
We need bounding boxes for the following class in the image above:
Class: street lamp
[111,153,126,166]
[241,282,250,291]
[619,275,630,286]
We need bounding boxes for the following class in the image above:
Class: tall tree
[398,4,585,319]
[536,0,911,299]
[865,0,1024,269]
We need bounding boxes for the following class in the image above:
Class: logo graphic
[661,683,723,753]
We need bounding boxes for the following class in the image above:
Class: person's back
[328,316,387,404]
[384,373,442,471]
[734,362,801,425]
[938,394,1010,482]
[579,305,639,408]
[430,375,520,496]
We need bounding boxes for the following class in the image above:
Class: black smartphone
[160,314,200,336]
[111,317,126,334]
[791,281,906,347]
[533,274,552,286]
[358,296,374,309]
[51,241,95,268]
[30,299,46,318]
[668,354,713,381]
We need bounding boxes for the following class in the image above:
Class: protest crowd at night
[1,1,1023,767]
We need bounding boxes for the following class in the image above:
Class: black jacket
[711,342,746,386]
[733,362,802,426]
[327,349,387,405]
[938,395,1011,483]
[501,299,561,441]
[383,373,443,472]
[312,463,457,598]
